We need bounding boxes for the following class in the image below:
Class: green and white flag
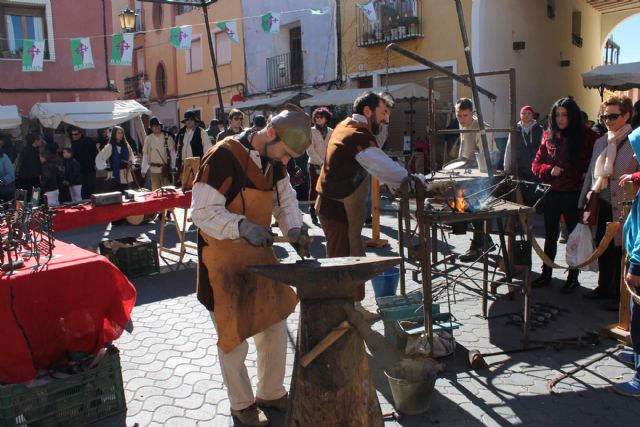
[70,37,94,71]
[261,11,281,33]
[215,21,240,44]
[310,7,330,15]
[22,39,45,72]
[357,1,377,23]
[110,33,134,66]
[170,25,192,50]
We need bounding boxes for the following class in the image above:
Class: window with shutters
[214,31,231,65]
[0,1,51,60]
[186,37,202,73]
[156,62,167,101]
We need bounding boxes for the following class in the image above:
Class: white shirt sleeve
[355,147,408,190]
[190,182,245,240]
[201,129,213,154]
[272,175,302,235]
[141,153,150,175]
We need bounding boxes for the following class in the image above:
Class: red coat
[531,128,597,192]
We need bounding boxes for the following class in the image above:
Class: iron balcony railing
[266,51,303,91]
[124,73,147,100]
[356,0,423,47]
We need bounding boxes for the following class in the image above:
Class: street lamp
[118,8,137,33]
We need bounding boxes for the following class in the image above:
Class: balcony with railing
[124,73,148,100]
[266,51,303,91]
[356,0,423,47]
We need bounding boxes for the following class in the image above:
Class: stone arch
[600,9,640,49]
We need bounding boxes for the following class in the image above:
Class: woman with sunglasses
[532,97,598,292]
[579,96,637,308]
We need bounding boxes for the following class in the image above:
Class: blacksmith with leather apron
[191,106,311,426]
[315,91,409,320]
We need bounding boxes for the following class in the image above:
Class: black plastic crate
[0,346,126,427]
[100,237,159,278]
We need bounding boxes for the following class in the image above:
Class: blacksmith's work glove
[238,219,273,247]
[288,226,311,258]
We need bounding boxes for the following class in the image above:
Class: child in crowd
[62,147,83,202]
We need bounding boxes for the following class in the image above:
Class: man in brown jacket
[316,91,409,319]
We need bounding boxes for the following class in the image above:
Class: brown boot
[256,393,288,412]
[231,404,269,426]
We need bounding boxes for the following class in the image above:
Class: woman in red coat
[531,97,597,292]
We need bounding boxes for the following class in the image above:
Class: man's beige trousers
[210,313,288,410]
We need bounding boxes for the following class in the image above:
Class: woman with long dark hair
[96,126,136,192]
[532,97,597,292]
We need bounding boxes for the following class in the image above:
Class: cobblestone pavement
[59,202,640,427]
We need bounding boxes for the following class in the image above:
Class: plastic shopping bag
[565,223,598,272]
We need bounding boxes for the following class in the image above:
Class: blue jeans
[631,288,640,381]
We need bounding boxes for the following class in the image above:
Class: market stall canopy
[300,83,439,107]
[582,61,640,91]
[0,105,21,129]
[232,90,302,111]
[30,100,151,129]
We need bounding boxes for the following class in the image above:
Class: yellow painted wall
[175,0,246,124]
[141,3,178,103]
[340,0,472,98]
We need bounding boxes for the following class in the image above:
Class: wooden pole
[366,177,389,248]
[601,180,633,344]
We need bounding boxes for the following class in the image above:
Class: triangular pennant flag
[22,39,45,72]
[110,33,134,66]
[215,21,240,44]
[310,7,330,15]
[357,1,377,23]
[170,25,192,50]
[261,12,281,34]
[70,37,94,71]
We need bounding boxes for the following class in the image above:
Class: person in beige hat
[191,105,311,426]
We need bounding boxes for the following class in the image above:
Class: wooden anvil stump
[249,256,400,427]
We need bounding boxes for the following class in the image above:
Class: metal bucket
[385,359,438,415]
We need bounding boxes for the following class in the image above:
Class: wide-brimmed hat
[149,117,163,127]
[181,110,198,123]
[270,104,311,156]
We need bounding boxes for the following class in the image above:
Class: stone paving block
[152,405,185,424]
[127,410,153,427]
[174,392,206,410]
[141,395,174,412]
[185,404,218,421]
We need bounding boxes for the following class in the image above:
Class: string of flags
[18,7,332,72]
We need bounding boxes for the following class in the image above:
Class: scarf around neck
[111,142,129,184]
[593,123,633,192]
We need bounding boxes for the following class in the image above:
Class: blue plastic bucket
[371,267,400,298]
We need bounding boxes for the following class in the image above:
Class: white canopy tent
[300,83,439,107]
[0,105,21,129]
[582,62,640,98]
[29,100,151,129]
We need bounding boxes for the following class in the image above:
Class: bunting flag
[70,37,94,71]
[170,25,192,50]
[261,12,281,33]
[110,33,134,66]
[22,39,45,72]
[310,7,330,15]
[357,1,377,23]
[215,21,240,44]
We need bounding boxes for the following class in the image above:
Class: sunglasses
[600,113,622,121]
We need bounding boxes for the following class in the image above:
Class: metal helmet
[269,104,311,156]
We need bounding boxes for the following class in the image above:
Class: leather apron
[197,187,298,354]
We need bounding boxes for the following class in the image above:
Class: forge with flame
[454,188,467,213]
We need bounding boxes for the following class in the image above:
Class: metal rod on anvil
[453,0,494,178]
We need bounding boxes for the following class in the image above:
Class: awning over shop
[30,100,152,129]
[0,105,21,129]
[582,62,640,91]
[233,91,302,110]
[300,83,439,107]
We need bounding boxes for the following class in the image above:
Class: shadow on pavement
[131,267,196,306]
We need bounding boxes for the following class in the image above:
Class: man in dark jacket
[216,109,244,142]
[69,127,98,199]
[16,133,44,197]
[503,105,544,205]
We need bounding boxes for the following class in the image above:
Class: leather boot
[532,265,552,288]
[561,269,580,294]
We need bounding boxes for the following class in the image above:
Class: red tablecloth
[0,241,136,383]
[53,191,192,232]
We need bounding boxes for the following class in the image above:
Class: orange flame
[455,188,467,213]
